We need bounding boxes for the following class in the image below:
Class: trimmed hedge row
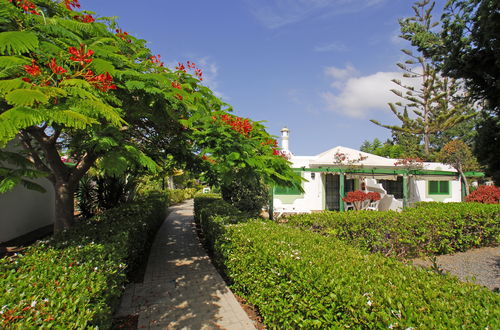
[0,193,169,329]
[195,197,500,328]
[168,188,198,205]
[286,202,500,258]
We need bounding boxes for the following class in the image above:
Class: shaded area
[413,246,500,291]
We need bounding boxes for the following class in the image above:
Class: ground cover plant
[194,197,499,329]
[285,202,500,258]
[0,190,189,328]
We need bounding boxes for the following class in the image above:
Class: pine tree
[370,0,474,158]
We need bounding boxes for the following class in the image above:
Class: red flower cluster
[48,58,67,75]
[171,81,182,89]
[84,71,117,92]
[23,60,41,76]
[175,61,203,81]
[366,191,381,201]
[342,190,369,203]
[9,0,39,14]
[262,138,278,147]
[220,114,252,136]
[342,190,381,203]
[194,68,203,80]
[75,14,95,23]
[465,185,500,204]
[176,62,186,72]
[174,93,183,100]
[115,29,131,42]
[69,44,94,66]
[64,0,80,10]
[149,54,164,67]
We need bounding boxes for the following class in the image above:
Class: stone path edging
[115,199,256,329]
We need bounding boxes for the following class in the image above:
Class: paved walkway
[116,200,256,329]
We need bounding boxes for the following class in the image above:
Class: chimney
[280,127,290,152]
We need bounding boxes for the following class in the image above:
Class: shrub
[195,198,499,328]
[199,220,499,327]
[220,169,269,216]
[0,193,168,329]
[286,202,500,258]
[167,188,197,205]
[465,185,500,204]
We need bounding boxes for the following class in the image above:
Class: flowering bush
[342,190,368,203]
[466,185,500,204]
[366,191,381,201]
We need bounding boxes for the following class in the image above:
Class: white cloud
[325,64,358,83]
[314,42,348,52]
[246,0,387,29]
[321,65,420,118]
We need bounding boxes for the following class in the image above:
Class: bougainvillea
[465,185,500,204]
[342,190,368,203]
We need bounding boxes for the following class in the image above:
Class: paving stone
[114,199,256,329]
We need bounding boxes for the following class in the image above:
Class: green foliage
[194,197,499,328]
[0,31,39,55]
[0,193,167,328]
[370,0,475,157]
[220,168,269,216]
[286,202,500,258]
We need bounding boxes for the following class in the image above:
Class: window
[274,185,302,195]
[379,176,404,199]
[428,180,450,195]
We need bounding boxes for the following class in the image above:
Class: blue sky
[82,0,446,156]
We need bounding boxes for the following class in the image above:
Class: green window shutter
[429,181,439,194]
[440,181,450,194]
[429,180,450,195]
[274,185,301,195]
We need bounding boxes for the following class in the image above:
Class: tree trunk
[54,181,76,233]
[459,170,470,196]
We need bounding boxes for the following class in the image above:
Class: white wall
[0,178,54,243]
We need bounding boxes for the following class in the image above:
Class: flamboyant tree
[0,0,301,232]
[370,0,474,158]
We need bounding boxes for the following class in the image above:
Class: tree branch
[69,151,98,187]
[19,131,55,183]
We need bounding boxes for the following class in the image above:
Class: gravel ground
[412,246,499,291]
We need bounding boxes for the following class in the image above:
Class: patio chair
[365,200,380,211]
[345,202,355,211]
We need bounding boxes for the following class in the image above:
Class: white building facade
[272,129,481,215]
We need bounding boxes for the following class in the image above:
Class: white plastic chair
[345,202,355,211]
[365,200,380,211]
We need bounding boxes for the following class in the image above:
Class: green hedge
[167,188,198,205]
[0,193,168,329]
[286,202,500,258]
[195,197,500,328]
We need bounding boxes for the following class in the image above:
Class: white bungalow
[271,128,483,216]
